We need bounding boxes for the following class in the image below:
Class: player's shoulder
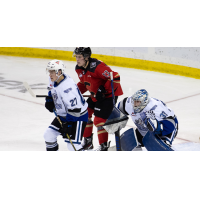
[125,96,132,104]
[124,96,134,110]
[144,97,162,112]
[118,97,131,115]
[87,58,103,72]
[59,76,77,94]
[90,58,102,65]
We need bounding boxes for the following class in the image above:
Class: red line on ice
[0,93,44,106]
[1,92,199,143]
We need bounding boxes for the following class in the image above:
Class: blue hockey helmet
[131,89,149,113]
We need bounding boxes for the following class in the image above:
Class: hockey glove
[96,85,106,102]
[145,110,156,120]
[60,122,73,139]
[144,110,162,135]
[45,96,55,113]
[144,118,162,135]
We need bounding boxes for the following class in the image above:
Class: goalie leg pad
[142,131,174,151]
[120,128,139,151]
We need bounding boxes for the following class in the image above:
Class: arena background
[0,47,200,148]
[1,47,200,79]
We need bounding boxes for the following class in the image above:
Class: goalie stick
[23,82,93,98]
[110,72,122,151]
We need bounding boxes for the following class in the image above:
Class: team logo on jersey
[64,88,72,93]
[150,105,157,111]
[160,111,168,119]
[102,70,110,78]
[135,118,148,132]
[52,92,62,110]
[90,62,96,68]
[56,61,59,64]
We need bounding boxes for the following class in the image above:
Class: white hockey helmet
[46,60,66,74]
[131,89,149,113]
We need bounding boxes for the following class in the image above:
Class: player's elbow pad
[117,98,129,115]
[118,102,126,115]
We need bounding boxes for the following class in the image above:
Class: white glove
[145,110,155,120]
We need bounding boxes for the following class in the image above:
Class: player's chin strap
[55,73,64,83]
[53,109,77,151]
[83,60,89,69]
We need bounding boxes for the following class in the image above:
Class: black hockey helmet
[73,47,92,58]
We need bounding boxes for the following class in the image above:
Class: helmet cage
[131,89,149,113]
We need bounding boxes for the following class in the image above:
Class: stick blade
[23,82,36,98]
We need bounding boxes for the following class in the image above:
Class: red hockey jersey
[75,58,123,102]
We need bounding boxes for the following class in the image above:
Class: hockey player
[118,89,178,151]
[73,47,123,151]
[44,60,88,151]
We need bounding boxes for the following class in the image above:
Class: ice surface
[0,55,200,151]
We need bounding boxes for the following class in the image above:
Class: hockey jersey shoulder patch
[90,62,96,68]
[64,88,72,93]
[88,58,101,73]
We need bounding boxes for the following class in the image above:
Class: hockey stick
[53,109,77,151]
[110,72,122,151]
[24,81,77,151]
[23,82,93,98]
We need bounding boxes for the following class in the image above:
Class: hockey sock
[83,118,93,138]
[94,116,108,145]
[45,141,59,151]
[97,127,108,145]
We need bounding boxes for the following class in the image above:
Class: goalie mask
[73,47,92,58]
[46,60,66,74]
[131,89,149,113]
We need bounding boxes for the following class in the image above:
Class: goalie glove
[145,110,156,120]
[144,111,162,134]
[146,118,158,132]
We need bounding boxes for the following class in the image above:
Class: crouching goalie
[118,89,178,151]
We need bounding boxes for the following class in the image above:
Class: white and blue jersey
[44,74,88,151]
[48,74,88,122]
[118,97,178,145]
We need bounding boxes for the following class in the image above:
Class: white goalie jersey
[118,97,175,136]
[47,74,88,122]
